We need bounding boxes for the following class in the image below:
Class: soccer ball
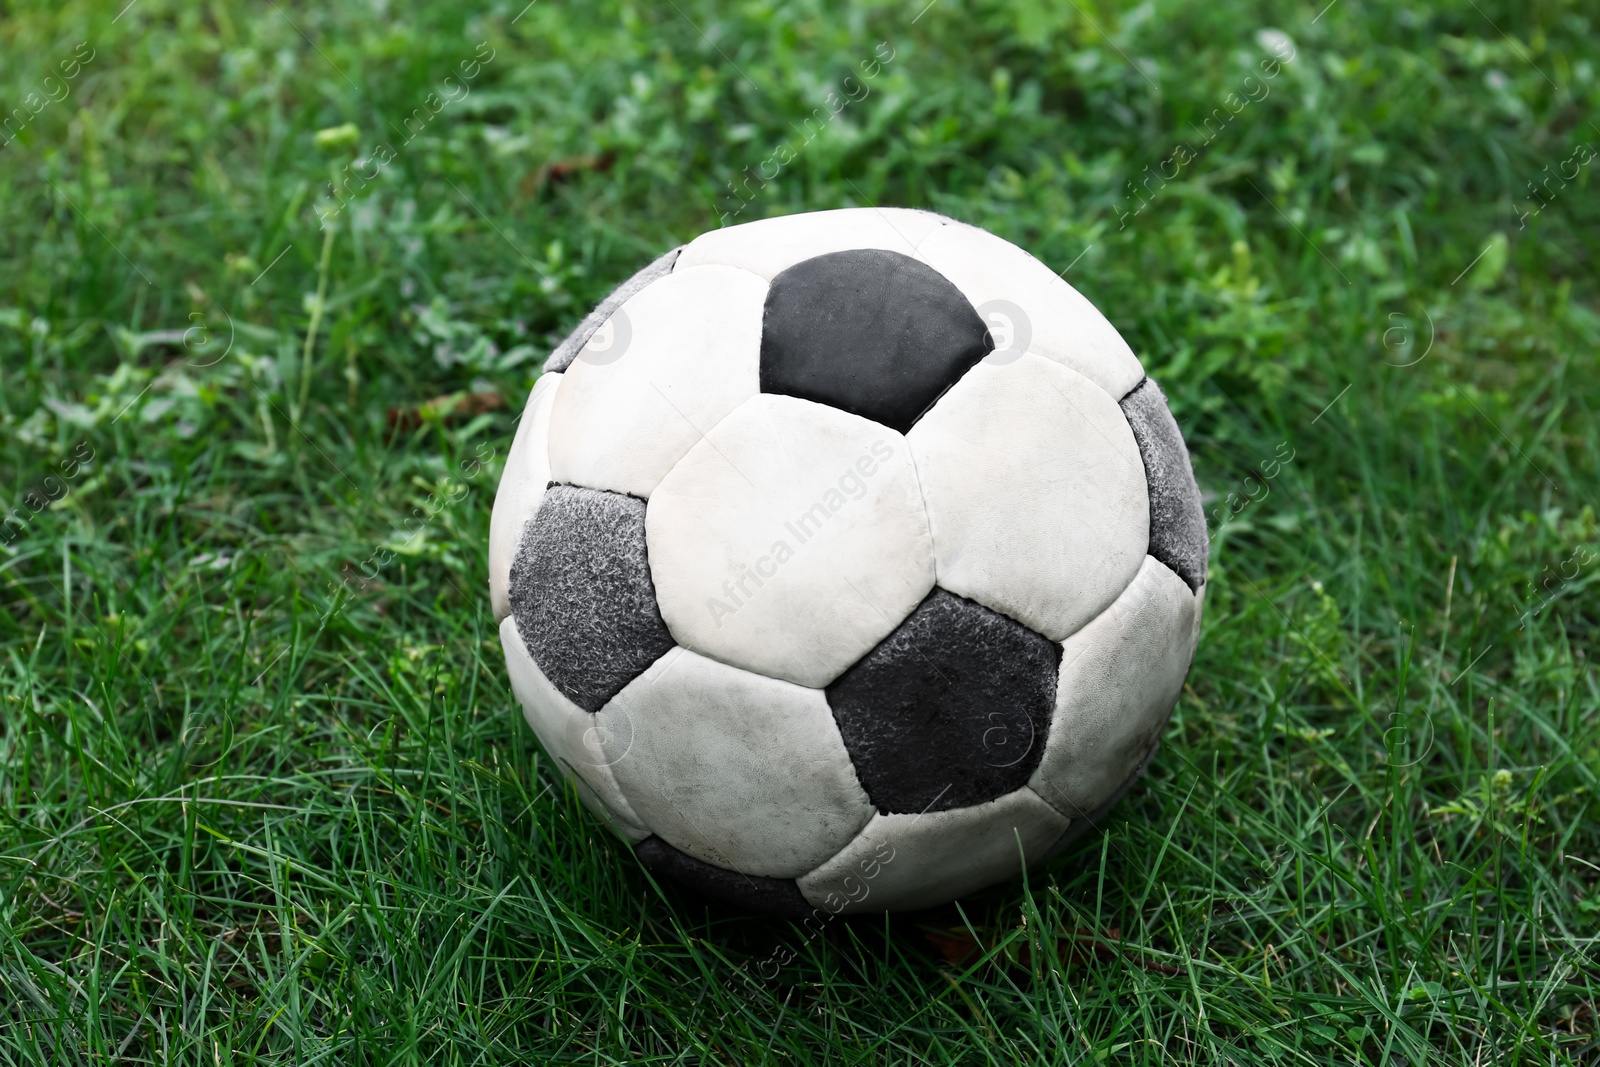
[489,208,1206,915]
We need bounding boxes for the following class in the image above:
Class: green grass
[2,0,1599,1062]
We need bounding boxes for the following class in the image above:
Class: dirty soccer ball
[488,208,1207,915]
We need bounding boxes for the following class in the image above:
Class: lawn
[2,0,1598,1062]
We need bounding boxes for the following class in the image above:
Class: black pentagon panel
[826,589,1060,815]
[545,247,682,373]
[1120,378,1208,592]
[760,249,992,432]
[509,484,675,712]
[635,836,812,917]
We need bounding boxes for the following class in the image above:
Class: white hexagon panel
[645,394,936,689]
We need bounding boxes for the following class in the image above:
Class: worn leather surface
[548,264,765,499]
[509,485,675,712]
[1120,377,1209,592]
[908,354,1149,642]
[635,836,813,917]
[600,647,872,878]
[759,248,991,433]
[488,371,561,621]
[499,614,649,842]
[797,787,1069,914]
[646,394,935,688]
[827,589,1059,814]
[1029,556,1199,820]
[544,246,681,373]
[677,206,947,280]
[917,221,1146,401]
